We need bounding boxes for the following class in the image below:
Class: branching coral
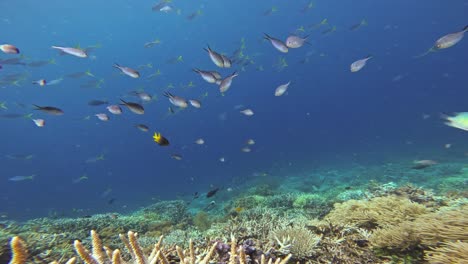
[271,225,321,259]
[6,230,292,264]
[425,241,468,264]
[325,196,428,228]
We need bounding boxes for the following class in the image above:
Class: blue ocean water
[0,0,467,220]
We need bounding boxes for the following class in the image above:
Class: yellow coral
[425,241,468,264]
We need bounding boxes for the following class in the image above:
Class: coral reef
[271,225,321,259]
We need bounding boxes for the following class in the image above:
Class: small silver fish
[240,109,254,116]
[9,175,35,181]
[51,46,87,58]
[285,35,309,48]
[95,113,109,121]
[189,99,201,108]
[435,25,468,49]
[204,45,225,68]
[106,105,122,115]
[219,72,239,93]
[275,81,290,96]
[350,55,372,72]
[163,92,188,108]
[195,138,205,145]
[113,63,140,78]
[193,68,218,83]
[264,33,288,53]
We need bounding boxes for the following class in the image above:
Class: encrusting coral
[6,230,292,264]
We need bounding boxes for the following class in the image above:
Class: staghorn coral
[325,196,428,229]
[5,230,292,264]
[425,241,468,264]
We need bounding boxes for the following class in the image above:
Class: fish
[136,124,149,132]
[9,175,35,181]
[32,119,45,127]
[187,10,202,20]
[246,139,255,145]
[163,92,188,108]
[219,72,239,93]
[435,25,468,50]
[159,5,173,13]
[144,39,161,48]
[285,35,309,49]
[442,112,468,131]
[32,79,47,86]
[171,154,183,160]
[131,91,152,101]
[275,81,290,96]
[107,105,122,115]
[72,174,89,184]
[204,45,225,68]
[411,160,437,169]
[350,55,372,72]
[88,100,109,106]
[241,147,251,153]
[85,154,105,163]
[33,105,64,115]
[153,132,170,146]
[195,138,205,145]
[219,157,226,162]
[264,33,288,53]
[220,54,232,68]
[206,187,220,198]
[349,19,368,31]
[189,99,201,108]
[193,68,218,83]
[120,99,144,114]
[0,44,20,54]
[322,26,337,35]
[0,113,32,119]
[113,63,140,78]
[51,46,87,58]
[240,109,254,116]
[5,154,34,160]
[95,113,109,121]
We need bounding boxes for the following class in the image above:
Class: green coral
[292,193,323,209]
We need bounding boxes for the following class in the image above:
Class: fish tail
[413,47,435,59]
[464,25,468,32]
[30,174,36,180]
[361,19,368,26]
[119,99,127,105]
[32,104,42,110]
[366,54,373,60]
[203,44,211,53]
[263,33,271,40]
[51,46,60,49]
[0,102,7,110]
[112,63,120,69]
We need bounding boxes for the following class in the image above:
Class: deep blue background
[1,0,467,220]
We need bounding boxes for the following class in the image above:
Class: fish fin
[463,25,468,32]
[361,19,368,26]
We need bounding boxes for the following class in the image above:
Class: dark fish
[27,60,50,67]
[33,104,64,115]
[88,100,109,106]
[193,192,199,199]
[120,99,144,114]
[107,198,116,205]
[206,187,220,198]
[0,113,30,119]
